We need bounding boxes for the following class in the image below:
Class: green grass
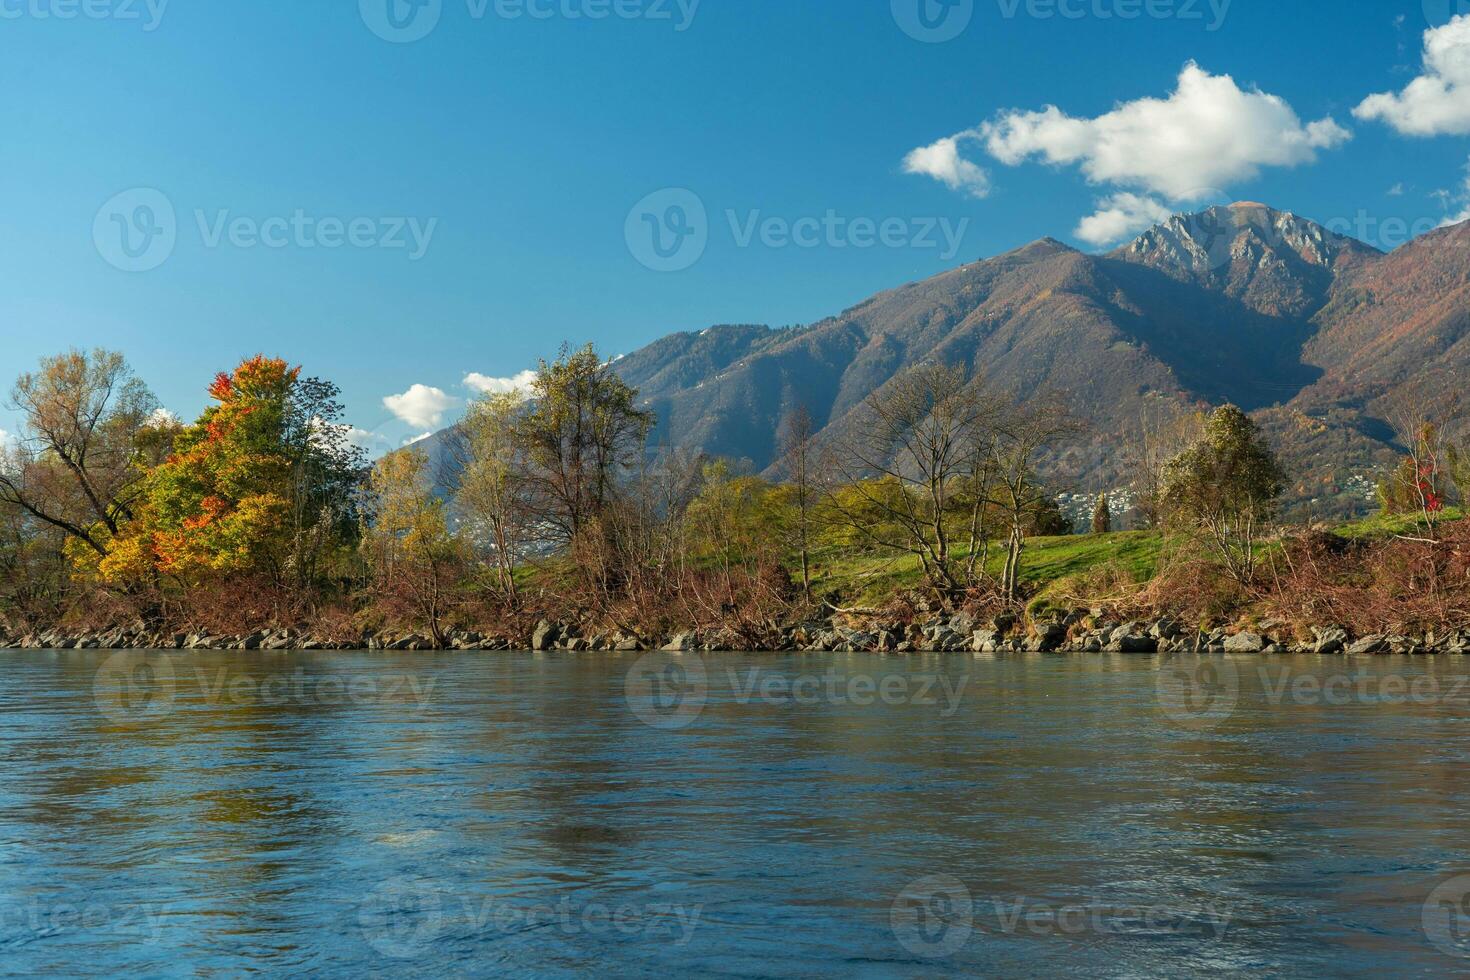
[1334,507,1464,541]
[810,530,1165,606]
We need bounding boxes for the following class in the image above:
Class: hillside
[431,203,1467,520]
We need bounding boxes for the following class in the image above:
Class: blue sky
[2,0,1468,446]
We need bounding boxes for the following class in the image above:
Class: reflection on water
[2,650,1470,976]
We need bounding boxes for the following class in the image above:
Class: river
[2,650,1469,976]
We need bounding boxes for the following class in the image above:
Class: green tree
[518,343,654,546]
[1091,493,1112,534]
[1160,405,1284,585]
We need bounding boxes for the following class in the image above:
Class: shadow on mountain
[1097,257,1325,410]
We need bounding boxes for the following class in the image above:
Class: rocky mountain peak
[1110,202,1379,318]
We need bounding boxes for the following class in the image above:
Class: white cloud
[902,135,991,198]
[343,426,390,449]
[403,432,433,446]
[0,427,13,448]
[1436,159,1470,228]
[144,407,180,429]
[464,370,536,396]
[1387,182,1405,196]
[1356,15,1470,135]
[383,384,458,429]
[953,63,1349,202]
[1074,193,1174,247]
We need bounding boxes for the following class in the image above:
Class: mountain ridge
[431,203,1466,520]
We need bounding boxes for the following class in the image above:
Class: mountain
[434,203,1467,520]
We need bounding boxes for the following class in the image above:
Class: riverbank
[4,615,1467,655]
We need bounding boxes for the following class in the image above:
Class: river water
[2,650,1469,977]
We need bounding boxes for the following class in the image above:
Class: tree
[1160,405,1284,585]
[455,391,529,602]
[361,449,462,646]
[99,356,363,589]
[1091,493,1112,534]
[988,398,1077,602]
[778,404,819,601]
[518,344,655,547]
[829,363,1000,601]
[1379,418,1448,537]
[1130,399,1203,529]
[0,349,159,555]
[283,376,366,589]
[0,501,71,629]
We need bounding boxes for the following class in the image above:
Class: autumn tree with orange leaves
[97,356,364,591]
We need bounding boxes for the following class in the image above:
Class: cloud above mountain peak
[1356,14,1470,136]
[903,63,1351,247]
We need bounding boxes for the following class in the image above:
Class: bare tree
[454,391,531,603]
[0,349,159,555]
[989,397,1078,602]
[1131,397,1204,529]
[779,404,819,601]
[827,363,1000,601]
[1382,406,1450,539]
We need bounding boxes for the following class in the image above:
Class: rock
[1033,622,1068,652]
[614,636,645,652]
[1108,633,1157,653]
[971,630,998,653]
[1224,632,1265,653]
[662,633,695,652]
[1347,635,1389,656]
[1312,627,1348,655]
[531,620,561,652]
[1150,619,1183,640]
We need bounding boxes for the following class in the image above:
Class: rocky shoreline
[3,614,1468,655]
